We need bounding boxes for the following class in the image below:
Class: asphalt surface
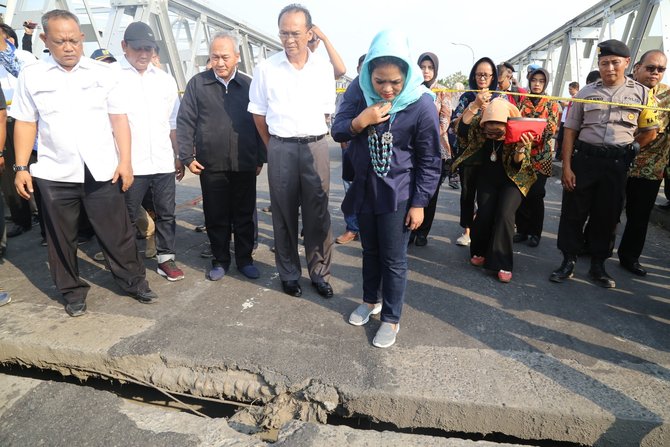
[1,138,669,446]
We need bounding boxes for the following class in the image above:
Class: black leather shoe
[312,281,333,298]
[414,234,428,246]
[589,263,616,288]
[408,232,416,246]
[131,289,159,304]
[281,280,302,297]
[65,302,87,317]
[7,225,30,238]
[527,235,540,247]
[549,256,576,283]
[619,259,647,277]
[513,233,528,243]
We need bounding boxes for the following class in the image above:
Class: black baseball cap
[124,21,157,49]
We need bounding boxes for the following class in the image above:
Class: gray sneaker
[349,303,382,326]
[372,322,399,348]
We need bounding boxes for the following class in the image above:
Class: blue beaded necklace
[368,115,395,178]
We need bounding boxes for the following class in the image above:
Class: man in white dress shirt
[11,10,157,317]
[248,3,336,299]
[119,21,184,282]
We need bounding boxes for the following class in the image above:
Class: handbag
[504,117,547,145]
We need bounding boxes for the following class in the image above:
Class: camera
[23,21,37,30]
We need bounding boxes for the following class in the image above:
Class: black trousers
[557,153,628,259]
[35,168,148,304]
[415,160,448,237]
[471,161,523,272]
[458,164,482,229]
[515,174,548,237]
[618,177,662,263]
[1,120,34,229]
[200,170,256,269]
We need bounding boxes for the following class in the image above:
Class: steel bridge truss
[506,0,669,96]
[4,0,283,90]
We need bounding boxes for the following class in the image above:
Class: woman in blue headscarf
[332,30,441,348]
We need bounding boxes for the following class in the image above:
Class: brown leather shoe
[336,231,358,244]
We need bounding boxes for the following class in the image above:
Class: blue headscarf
[359,29,434,115]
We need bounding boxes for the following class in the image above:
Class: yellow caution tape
[333,87,670,112]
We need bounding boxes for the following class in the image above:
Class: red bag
[504,117,547,144]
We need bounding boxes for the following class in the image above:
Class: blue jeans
[357,200,411,324]
[125,173,176,264]
[342,180,359,233]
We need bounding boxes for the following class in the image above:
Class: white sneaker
[349,303,382,326]
[373,322,399,348]
[456,233,471,246]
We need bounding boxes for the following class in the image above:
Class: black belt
[272,134,325,144]
[575,141,628,159]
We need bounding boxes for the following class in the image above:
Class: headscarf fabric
[359,29,434,115]
[417,52,439,88]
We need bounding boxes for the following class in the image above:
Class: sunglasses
[644,65,666,73]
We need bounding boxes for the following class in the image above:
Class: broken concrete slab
[1,139,669,446]
[0,374,531,447]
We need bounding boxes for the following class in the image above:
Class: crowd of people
[0,4,668,348]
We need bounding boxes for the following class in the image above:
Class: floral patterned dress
[518,96,560,177]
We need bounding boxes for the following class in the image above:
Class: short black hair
[635,49,666,67]
[277,4,312,28]
[368,56,408,77]
[41,9,80,34]
[586,70,601,84]
[358,54,366,66]
[0,24,18,45]
[568,81,580,89]
[502,61,515,72]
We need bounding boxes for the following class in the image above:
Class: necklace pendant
[490,151,497,162]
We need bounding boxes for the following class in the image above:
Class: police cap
[597,40,630,58]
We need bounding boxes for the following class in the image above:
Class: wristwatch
[12,165,29,172]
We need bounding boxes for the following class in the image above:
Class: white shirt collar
[120,55,156,75]
[45,54,90,72]
[214,67,237,87]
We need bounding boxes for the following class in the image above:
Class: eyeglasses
[475,73,492,80]
[644,65,666,73]
[278,31,305,41]
[483,129,505,139]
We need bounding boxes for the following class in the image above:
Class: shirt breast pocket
[582,103,605,125]
[31,86,60,116]
[617,107,640,128]
[80,80,108,112]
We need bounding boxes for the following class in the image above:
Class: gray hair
[41,9,80,34]
[210,32,240,55]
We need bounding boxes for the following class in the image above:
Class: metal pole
[451,42,475,66]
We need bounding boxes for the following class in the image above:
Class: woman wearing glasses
[450,58,499,248]
[453,98,536,283]
[331,29,441,348]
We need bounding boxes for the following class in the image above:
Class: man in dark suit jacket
[177,32,266,282]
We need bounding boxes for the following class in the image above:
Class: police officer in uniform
[550,39,658,288]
